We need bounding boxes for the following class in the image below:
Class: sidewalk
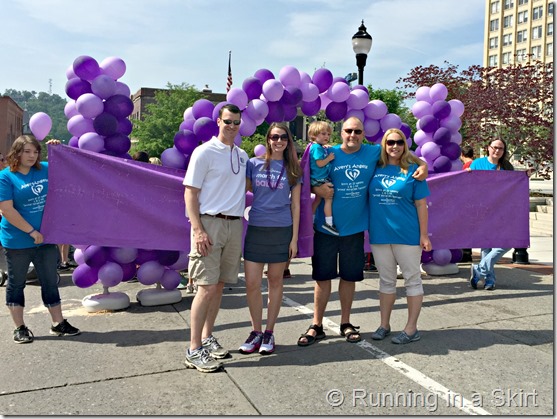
[0,251,553,415]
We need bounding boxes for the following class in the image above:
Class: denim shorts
[4,244,61,308]
[311,230,364,282]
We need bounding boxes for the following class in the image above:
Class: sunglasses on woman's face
[269,134,289,141]
[386,139,405,146]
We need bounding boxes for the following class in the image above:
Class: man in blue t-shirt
[297,117,428,346]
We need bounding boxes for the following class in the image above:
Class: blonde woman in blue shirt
[368,128,431,344]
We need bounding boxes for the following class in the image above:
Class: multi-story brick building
[0,96,24,156]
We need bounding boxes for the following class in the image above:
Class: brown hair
[264,123,302,186]
[7,135,42,172]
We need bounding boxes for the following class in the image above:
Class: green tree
[131,83,203,157]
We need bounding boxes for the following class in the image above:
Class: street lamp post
[351,20,372,86]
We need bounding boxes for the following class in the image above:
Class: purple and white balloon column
[411,83,466,274]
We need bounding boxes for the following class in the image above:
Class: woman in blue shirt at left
[0,135,80,344]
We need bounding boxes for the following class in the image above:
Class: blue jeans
[4,244,61,308]
[475,248,511,284]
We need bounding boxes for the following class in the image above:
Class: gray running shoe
[202,335,229,359]
[13,325,34,344]
[184,348,222,373]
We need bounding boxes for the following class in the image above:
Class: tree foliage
[131,83,203,157]
[397,61,553,178]
[3,89,69,142]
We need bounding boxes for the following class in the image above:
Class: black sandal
[297,324,326,347]
[340,323,361,343]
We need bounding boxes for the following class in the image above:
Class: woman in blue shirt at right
[368,128,431,345]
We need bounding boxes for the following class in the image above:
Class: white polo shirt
[183,137,248,217]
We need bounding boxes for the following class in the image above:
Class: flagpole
[226,51,232,92]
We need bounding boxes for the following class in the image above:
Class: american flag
[226,51,232,92]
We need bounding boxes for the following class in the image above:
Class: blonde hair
[308,120,332,141]
[379,128,414,175]
[149,157,162,165]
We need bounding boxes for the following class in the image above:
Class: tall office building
[484,0,554,67]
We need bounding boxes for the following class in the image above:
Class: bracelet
[28,229,36,235]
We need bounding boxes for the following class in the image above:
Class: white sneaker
[259,332,275,355]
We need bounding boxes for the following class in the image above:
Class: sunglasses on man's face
[343,129,362,135]
[222,119,241,126]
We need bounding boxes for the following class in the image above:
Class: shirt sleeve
[0,171,13,202]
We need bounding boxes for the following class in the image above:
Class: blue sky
[0,0,486,98]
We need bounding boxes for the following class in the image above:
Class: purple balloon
[137,260,165,286]
[246,99,269,121]
[346,109,365,122]
[76,93,104,119]
[441,142,461,160]
[72,264,99,288]
[262,79,284,102]
[364,119,381,137]
[67,114,95,137]
[168,251,189,270]
[242,77,263,101]
[421,250,433,264]
[73,55,100,81]
[91,74,117,100]
[364,100,388,120]
[104,94,133,119]
[117,118,133,136]
[160,269,182,290]
[68,136,79,147]
[161,147,187,169]
[325,101,347,122]
[421,142,441,161]
[352,84,369,94]
[265,101,285,123]
[239,115,257,136]
[253,68,275,84]
[400,123,412,139]
[110,247,138,264]
[301,97,321,116]
[98,261,124,288]
[450,249,463,263]
[412,101,433,119]
[432,127,451,145]
[281,86,303,107]
[327,81,351,103]
[449,99,465,117]
[104,133,131,154]
[134,249,158,264]
[380,113,402,131]
[94,112,118,136]
[254,144,266,157]
[64,100,78,119]
[193,117,219,142]
[78,132,105,152]
[100,56,126,80]
[282,105,298,122]
[192,99,214,119]
[431,100,452,120]
[279,65,301,87]
[415,86,432,103]
[429,83,448,102]
[346,89,369,110]
[174,129,199,154]
[180,118,195,131]
[433,155,452,173]
[413,130,432,146]
[29,112,52,141]
[83,245,108,268]
[211,101,228,121]
[114,81,131,97]
[65,78,92,100]
[227,87,248,109]
[419,115,439,134]
[157,250,180,266]
[432,249,452,265]
[299,82,319,102]
[312,68,333,93]
[121,262,137,281]
[440,115,462,132]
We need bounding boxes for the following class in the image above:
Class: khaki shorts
[188,215,242,286]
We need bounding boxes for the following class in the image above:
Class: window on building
[532,6,543,20]
[504,0,514,9]
[491,0,500,13]
[517,29,528,42]
[547,43,553,55]
[489,55,499,66]
[518,0,528,4]
[532,25,542,39]
[549,3,554,16]
[490,37,499,48]
[503,15,514,27]
[490,19,500,31]
[518,10,528,23]
[502,34,512,45]
[516,48,527,61]
[531,45,542,58]
[502,52,512,64]
[548,22,553,36]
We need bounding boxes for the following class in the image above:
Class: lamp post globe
[351,20,372,86]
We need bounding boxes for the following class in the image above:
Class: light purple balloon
[110,247,138,264]
[180,118,195,131]
[429,83,448,102]
[29,112,52,141]
[449,99,465,117]
[66,65,77,80]
[226,87,248,109]
[137,260,165,286]
[98,261,124,288]
[299,82,319,102]
[279,65,301,87]
[414,130,432,146]
[100,56,126,80]
[364,100,388,120]
[363,119,381,137]
[64,100,78,119]
[421,142,441,161]
[114,81,131,97]
[234,133,242,147]
[352,84,369,95]
[246,99,269,121]
[346,89,369,110]
[78,132,105,152]
[380,113,402,131]
[76,93,104,119]
[346,109,365,122]
[327,81,351,103]
[253,68,275,84]
[211,102,228,121]
[312,68,333,93]
[299,71,312,84]
[262,79,284,102]
[432,249,452,265]
[91,74,117,99]
[193,117,219,142]
[242,77,263,101]
[319,92,332,111]
[451,159,463,171]
[411,101,433,119]
[440,115,462,132]
[160,269,181,290]
[254,144,266,157]
[192,99,214,119]
[450,131,462,145]
[161,147,187,169]
[73,248,85,265]
[415,86,432,103]
[239,115,256,136]
[67,114,95,137]
[68,136,79,148]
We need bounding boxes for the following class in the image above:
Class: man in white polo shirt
[183,104,248,373]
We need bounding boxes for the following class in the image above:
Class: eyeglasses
[489,145,504,151]
[343,129,363,135]
[269,134,289,141]
[222,119,241,126]
[386,139,406,147]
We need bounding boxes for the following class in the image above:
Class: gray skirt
[243,225,292,263]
